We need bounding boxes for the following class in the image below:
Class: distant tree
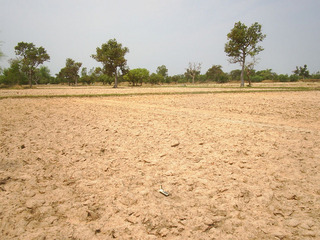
[58,58,82,86]
[311,71,320,80]
[149,73,163,85]
[244,58,259,86]
[156,65,168,82]
[124,68,149,86]
[92,39,129,88]
[206,65,228,83]
[98,74,114,85]
[185,62,201,84]
[35,66,52,84]
[293,64,310,79]
[225,21,266,87]
[80,67,91,85]
[14,42,50,87]
[278,74,289,82]
[255,69,276,81]
[1,59,27,85]
[229,69,242,81]
[88,67,111,85]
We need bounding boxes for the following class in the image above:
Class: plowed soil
[0,89,319,239]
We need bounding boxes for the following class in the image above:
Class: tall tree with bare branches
[186,62,201,84]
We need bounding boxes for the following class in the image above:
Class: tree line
[0,21,319,88]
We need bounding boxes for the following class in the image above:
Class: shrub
[278,74,289,82]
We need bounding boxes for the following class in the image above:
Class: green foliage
[1,59,28,85]
[14,42,50,87]
[98,74,114,85]
[206,65,229,83]
[230,69,242,81]
[278,74,289,82]
[225,21,266,87]
[124,68,150,86]
[251,75,263,82]
[168,74,186,84]
[293,64,310,79]
[156,65,168,81]
[80,67,93,85]
[149,73,163,85]
[255,69,277,81]
[92,39,129,88]
[58,58,82,85]
[311,71,320,79]
[35,66,53,84]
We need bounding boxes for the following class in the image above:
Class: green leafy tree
[230,69,242,81]
[185,62,201,84]
[91,39,129,88]
[278,74,289,82]
[80,67,91,85]
[58,58,82,86]
[14,42,50,87]
[206,65,228,83]
[35,66,52,84]
[169,74,181,84]
[156,65,168,83]
[255,69,277,81]
[124,68,149,86]
[99,74,114,85]
[293,64,310,79]
[225,21,266,87]
[1,59,28,85]
[149,73,163,85]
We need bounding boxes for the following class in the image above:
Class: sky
[0,0,320,76]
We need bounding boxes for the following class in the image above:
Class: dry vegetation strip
[0,86,319,99]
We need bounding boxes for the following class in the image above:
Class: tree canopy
[206,65,228,83]
[14,42,50,87]
[91,39,129,88]
[293,64,310,79]
[124,68,149,86]
[57,58,82,86]
[156,65,168,79]
[225,21,266,87]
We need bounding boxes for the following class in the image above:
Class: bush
[278,74,289,82]
[289,74,299,82]
[251,75,263,82]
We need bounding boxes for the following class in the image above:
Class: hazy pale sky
[1,0,319,76]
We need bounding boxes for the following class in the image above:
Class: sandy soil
[0,90,319,239]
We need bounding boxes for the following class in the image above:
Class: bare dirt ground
[0,88,320,239]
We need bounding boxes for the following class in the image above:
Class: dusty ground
[0,89,319,239]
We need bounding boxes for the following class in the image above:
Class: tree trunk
[192,75,195,84]
[240,58,245,87]
[246,68,252,87]
[113,70,118,88]
[29,70,33,88]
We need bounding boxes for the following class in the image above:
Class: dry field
[0,85,320,239]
